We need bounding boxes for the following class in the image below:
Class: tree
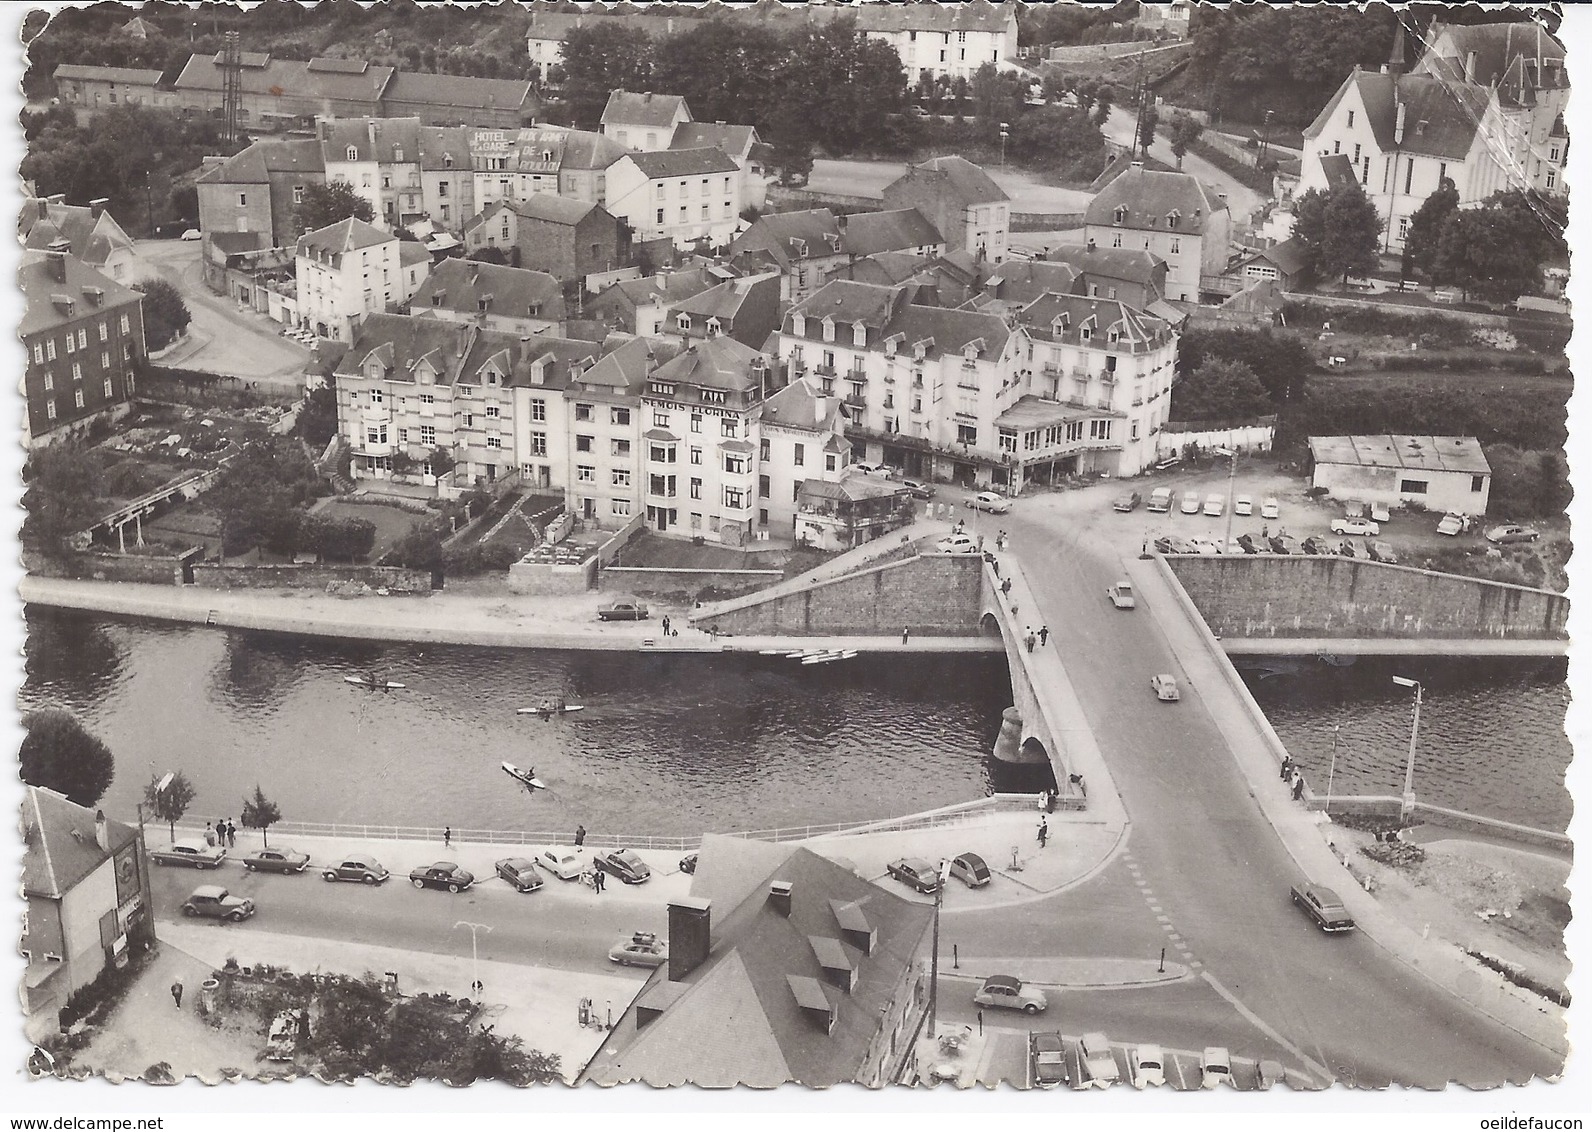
[781,18,907,152]
[1172,357,1271,421]
[651,19,785,129]
[240,784,282,847]
[428,446,456,477]
[144,770,196,841]
[467,245,508,265]
[970,62,1024,128]
[1402,179,1459,281]
[295,383,338,448]
[1091,87,1113,127]
[1292,183,1381,285]
[292,181,374,235]
[1009,106,1107,181]
[1136,100,1159,157]
[1178,327,1314,406]
[1168,111,1204,170]
[560,23,654,128]
[22,442,98,552]
[20,710,114,807]
[1436,191,1561,304]
[132,278,191,350]
[167,184,198,225]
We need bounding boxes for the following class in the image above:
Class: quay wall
[192,564,433,593]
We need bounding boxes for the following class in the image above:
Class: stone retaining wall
[192,564,433,593]
[53,550,200,586]
[603,565,784,602]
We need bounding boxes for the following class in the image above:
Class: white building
[1308,435,1491,517]
[320,118,424,233]
[605,147,743,250]
[756,375,849,534]
[1083,164,1231,303]
[881,156,1010,266]
[601,89,692,151]
[295,217,403,342]
[854,0,1019,84]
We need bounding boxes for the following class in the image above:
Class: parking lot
[982,1028,1315,1091]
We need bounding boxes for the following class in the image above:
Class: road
[807,158,1094,215]
[136,238,313,388]
[1102,106,1263,223]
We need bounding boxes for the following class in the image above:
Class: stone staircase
[314,435,355,494]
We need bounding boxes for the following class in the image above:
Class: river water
[18,611,1573,836]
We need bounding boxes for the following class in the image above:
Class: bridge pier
[988,706,1056,794]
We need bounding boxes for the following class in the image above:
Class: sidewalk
[1128,555,1567,1056]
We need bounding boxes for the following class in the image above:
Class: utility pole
[455,921,492,1000]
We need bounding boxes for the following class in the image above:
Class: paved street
[1102,106,1263,223]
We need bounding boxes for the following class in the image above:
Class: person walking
[203,822,216,848]
[1290,770,1305,801]
[1036,817,1049,849]
[902,627,910,645]
[574,824,587,847]
[1038,626,1049,646]
[226,820,236,849]
[170,980,184,1009]
[1025,631,1036,653]
[662,615,671,635]
[444,826,452,848]
[1279,755,1293,782]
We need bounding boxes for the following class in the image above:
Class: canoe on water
[515,705,585,715]
[344,675,406,690]
[501,762,548,791]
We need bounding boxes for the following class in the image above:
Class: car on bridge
[885,857,942,894]
[598,600,650,621]
[1186,537,1222,555]
[322,855,389,884]
[973,974,1047,1015]
[1291,882,1356,932]
[1107,581,1136,609]
[240,847,310,874]
[1485,524,1541,545]
[1302,536,1333,555]
[181,885,256,923]
[151,839,226,869]
[1129,1043,1165,1088]
[1154,536,1196,555]
[409,862,475,892]
[1337,539,1361,558]
[595,848,652,885]
[936,533,978,553]
[494,857,545,892]
[1267,534,1300,555]
[1029,1031,1066,1087]
[1331,516,1380,537]
[1077,1032,1121,1089]
[1236,534,1263,555]
[1111,491,1142,512]
[1150,674,1181,702]
[966,491,1012,514]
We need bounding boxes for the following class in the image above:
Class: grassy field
[309,498,427,563]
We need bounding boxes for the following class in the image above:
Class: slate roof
[21,786,139,900]
[788,280,905,331]
[885,302,1011,360]
[602,267,724,310]
[648,334,767,394]
[195,138,326,185]
[1044,241,1164,287]
[382,71,535,114]
[625,147,740,179]
[1016,292,1172,351]
[760,377,843,434]
[20,201,134,269]
[321,117,421,165]
[838,209,945,257]
[1318,153,1359,192]
[296,217,394,259]
[981,260,1080,306]
[1308,435,1491,476]
[412,258,565,322]
[671,122,757,158]
[729,209,845,270]
[1303,70,1491,161]
[340,312,602,391]
[418,125,474,171]
[558,129,628,171]
[888,155,1009,206]
[19,255,144,338]
[847,251,934,287]
[577,334,658,394]
[602,89,691,129]
[1418,20,1567,97]
[507,192,602,226]
[671,271,779,322]
[1237,236,1309,278]
[583,843,933,1088]
[53,63,164,85]
[173,53,393,108]
[853,0,1017,34]
[1085,166,1228,234]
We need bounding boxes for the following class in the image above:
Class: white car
[1129,1044,1165,1088]
[535,846,586,880]
[1201,1046,1233,1089]
[1369,501,1391,523]
[1260,497,1281,520]
[1150,674,1181,702]
[1203,493,1224,517]
[1436,513,1467,536]
[1078,1032,1120,1089]
[1330,517,1380,537]
[1186,536,1222,555]
[936,534,978,553]
[966,491,1012,514]
[1106,581,1135,609]
[1178,491,1202,515]
[1234,495,1253,516]
[851,461,884,475]
[180,228,201,241]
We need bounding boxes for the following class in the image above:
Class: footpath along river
[19,610,1572,837]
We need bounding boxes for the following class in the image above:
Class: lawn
[616,532,834,578]
[308,498,430,563]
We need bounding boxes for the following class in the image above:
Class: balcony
[842,395,867,411]
[814,363,838,377]
[1100,372,1117,386]
[1041,362,1063,378]
[845,368,868,382]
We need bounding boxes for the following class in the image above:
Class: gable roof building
[410,257,567,334]
[882,155,1010,265]
[1083,164,1231,301]
[667,271,783,349]
[581,841,933,1087]
[20,196,144,282]
[602,89,694,151]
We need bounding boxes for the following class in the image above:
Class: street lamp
[454,921,492,1001]
[1214,446,1238,552]
[1391,677,1422,817]
[1258,108,1275,168]
[1324,724,1340,815]
[999,122,1010,166]
[926,858,950,1039]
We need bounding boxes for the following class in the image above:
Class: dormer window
[477,297,490,313]
[432,294,444,307]
[883,333,903,358]
[821,317,835,343]
[677,313,691,332]
[791,313,807,337]
[1167,210,1181,230]
[1080,326,1093,342]
[394,147,404,162]
[1416,120,1428,136]
[852,322,866,347]
[706,317,721,337]
[1108,329,1121,345]
[443,153,454,168]
[346,146,358,161]
[1113,206,1127,225]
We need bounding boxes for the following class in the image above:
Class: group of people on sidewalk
[1279,755,1307,801]
[205,819,238,849]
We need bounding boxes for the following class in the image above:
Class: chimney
[1465,51,1477,84]
[1394,101,1406,145]
[836,212,848,231]
[1086,238,1096,252]
[668,897,712,981]
[1384,23,1408,77]
[456,324,468,357]
[47,250,68,283]
[89,198,109,220]
[46,193,65,207]
[368,119,378,149]
[813,392,828,425]
[768,879,793,916]
[94,810,110,854]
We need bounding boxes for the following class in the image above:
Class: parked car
[1256,1060,1287,1090]
[240,847,310,874]
[852,461,885,475]
[885,857,942,894]
[180,228,202,241]
[936,533,978,553]
[1186,536,1221,555]
[973,974,1047,1014]
[1337,539,1361,558]
[322,855,389,884]
[1343,501,1366,520]
[609,931,668,968]
[1267,534,1300,555]
[181,885,255,922]
[1486,524,1541,545]
[949,852,991,888]
[1078,1032,1121,1089]
[1129,1044,1165,1089]
[409,862,475,892]
[1330,516,1380,537]
[1260,497,1281,520]
[1201,1047,1234,1089]
[1368,540,1398,564]
[1236,533,1262,555]
[595,848,652,885]
[1291,882,1356,932]
[1369,501,1391,523]
[1146,487,1173,513]
[902,478,935,500]
[1112,491,1142,513]
[597,600,650,621]
[966,491,1012,514]
[152,839,226,869]
[1029,1030,1066,1087]
[536,847,586,880]
[1302,536,1332,556]
[1150,674,1181,702]
[1203,493,1225,517]
[1178,490,1202,515]
[1436,513,1467,537]
[678,852,699,875]
[1234,495,1254,516]
[1107,581,1136,609]
[494,857,545,892]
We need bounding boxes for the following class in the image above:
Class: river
[19,611,1572,836]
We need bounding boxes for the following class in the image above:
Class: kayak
[516,705,585,715]
[345,675,406,690]
[501,762,548,791]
